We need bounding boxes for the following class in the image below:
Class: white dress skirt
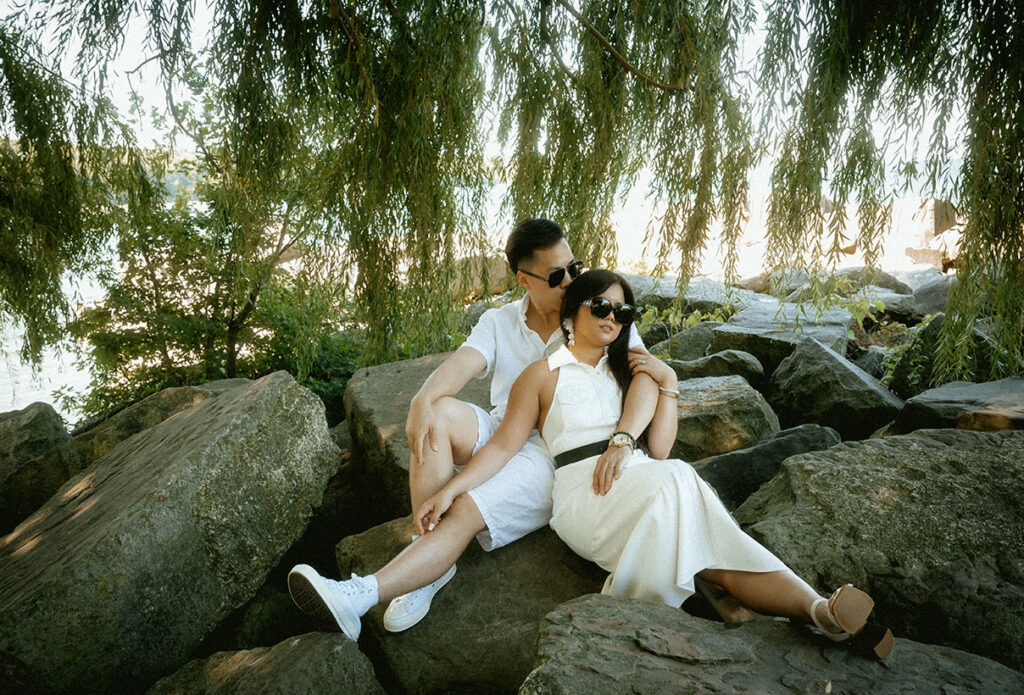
[544,346,787,607]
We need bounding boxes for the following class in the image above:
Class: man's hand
[628,346,676,388]
[592,444,631,496]
[405,395,440,467]
[414,487,456,535]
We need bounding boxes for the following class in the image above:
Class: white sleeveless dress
[544,346,787,607]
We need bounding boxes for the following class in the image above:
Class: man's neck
[523,295,560,342]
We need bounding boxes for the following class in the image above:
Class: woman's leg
[698,568,823,625]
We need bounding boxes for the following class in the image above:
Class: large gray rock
[343,353,492,519]
[710,302,854,376]
[895,377,1024,433]
[649,321,723,361]
[674,376,780,461]
[767,338,904,440]
[619,274,772,315]
[0,372,339,695]
[521,594,1024,694]
[853,345,889,379]
[884,313,994,399]
[667,349,764,389]
[734,429,1024,671]
[849,285,921,323]
[691,424,840,509]
[0,383,245,535]
[913,274,956,315]
[336,517,604,695]
[836,266,913,295]
[0,402,68,488]
[147,633,384,695]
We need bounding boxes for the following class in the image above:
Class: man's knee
[433,397,480,462]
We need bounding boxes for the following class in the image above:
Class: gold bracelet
[659,386,679,399]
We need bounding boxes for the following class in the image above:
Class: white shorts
[462,403,554,551]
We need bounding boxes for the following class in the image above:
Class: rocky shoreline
[2,267,1023,694]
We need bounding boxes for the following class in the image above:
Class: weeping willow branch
[553,0,684,92]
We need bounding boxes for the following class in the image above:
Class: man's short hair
[505,218,565,272]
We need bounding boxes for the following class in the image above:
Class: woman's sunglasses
[520,259,585,288]
[582,297,636,325]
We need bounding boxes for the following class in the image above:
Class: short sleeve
[461,307,498,376]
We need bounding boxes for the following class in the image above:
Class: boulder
[767,338,903,440]
[336,517,605,695]
[913,274,956,315]
[884,313,994,399]
[895,377,1024,433]
[710,302,854,376]
[731,271,769,294]
[849,285,921,324]
[520,594,1024,695]
[734,429,1024,671]
[620,273,770,316]
[0,402,68,489]
[649,322,723,361]
[853,345,889,379]
[835,266,913,295]
[619,272,679,310]
[343,354,492,519]
[667,350,764,390]
[147,633,384,695]
[691,424,840,509]
[892,267,945,292]
[0,372,339,695]
[769,268,814,297]
[0,382,246,535]
[674,376,780,461]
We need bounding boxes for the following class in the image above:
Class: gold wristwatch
[609,431,636,451]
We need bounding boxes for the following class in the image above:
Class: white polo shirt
[462,294,642,421]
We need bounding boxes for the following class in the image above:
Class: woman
[417,269,893,659]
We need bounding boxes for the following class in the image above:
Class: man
[288,219,664,640]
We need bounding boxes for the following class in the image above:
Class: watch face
[610,433,630,447]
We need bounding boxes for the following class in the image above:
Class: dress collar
[548,344,609,371]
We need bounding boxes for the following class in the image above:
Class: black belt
[554,440,608,469]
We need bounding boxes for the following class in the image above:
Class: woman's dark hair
[559,269,635,400]
[505,218,565,272]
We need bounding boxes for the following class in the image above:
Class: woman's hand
[593,444,632,496]
[414,487,456,535]
[628,346,677,389]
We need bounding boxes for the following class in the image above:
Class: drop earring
[563,318,575,347]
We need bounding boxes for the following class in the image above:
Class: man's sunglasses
[582,297,636,325]
[519,259,585,288]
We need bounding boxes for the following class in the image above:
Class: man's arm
[592,347,678,495]
[406,346,488,466]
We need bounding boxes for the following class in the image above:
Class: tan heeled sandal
[811,584,894,659]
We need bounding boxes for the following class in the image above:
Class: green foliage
[761,0,1024,381]
[3,0,1023,393]
[636,304,731,338]
[882,315,936,399]
[0,24,151,362]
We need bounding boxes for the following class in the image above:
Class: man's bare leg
[373,493,486,602]
[409,396,481,512]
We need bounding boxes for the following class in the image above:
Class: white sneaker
[383,564,457,632]
[288,564,376,641]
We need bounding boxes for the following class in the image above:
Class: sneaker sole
[383,564,457,633]
[288,565,361,641]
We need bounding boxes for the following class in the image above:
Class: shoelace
[330,574,370,598]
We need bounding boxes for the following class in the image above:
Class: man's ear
[515,270,530,291]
